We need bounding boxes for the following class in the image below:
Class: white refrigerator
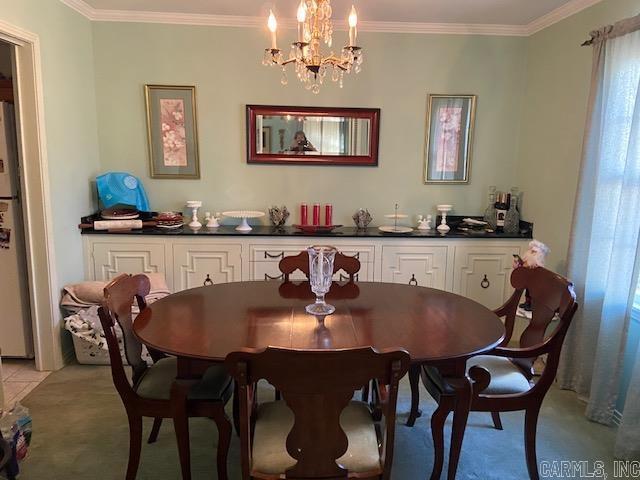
[0,101,33,358]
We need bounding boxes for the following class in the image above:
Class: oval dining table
[134,280,505,480]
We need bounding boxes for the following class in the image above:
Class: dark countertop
[80,216,533,240]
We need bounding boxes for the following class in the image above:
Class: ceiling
[65,0,603,35]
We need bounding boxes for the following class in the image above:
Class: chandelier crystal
[262,1,363,94]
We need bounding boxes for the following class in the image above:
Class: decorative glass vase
[504,195,520,234]
[483,192,498,229]
[306,245,337,316]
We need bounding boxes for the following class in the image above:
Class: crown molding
[526,0,605,35]
[59,0,604,37]
[59,0,96,19]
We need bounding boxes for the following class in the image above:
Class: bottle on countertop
[483,186,498,230]
[504,188,521,234]
[494,192,510,232]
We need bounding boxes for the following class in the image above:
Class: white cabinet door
[452,245,522,309]
[91,242,167,282]
[381,246,448,289]
[173,243,242,291]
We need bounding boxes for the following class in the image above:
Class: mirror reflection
[256,114,371,156]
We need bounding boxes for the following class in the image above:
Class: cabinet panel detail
[92,243,166,282]
[173,244,242,291]
[381,246,448,289]
[453,246,522,309]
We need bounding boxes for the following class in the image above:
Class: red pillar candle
[313,203,320,226]
[325,204,333,226]
[300,203,308,225]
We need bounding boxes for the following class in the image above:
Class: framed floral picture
[145,85,200,179]
[423,94,476,184]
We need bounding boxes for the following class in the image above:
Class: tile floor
[1,359,50,411]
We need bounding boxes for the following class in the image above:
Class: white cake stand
[222,210,265,232]
[436,204,453,233]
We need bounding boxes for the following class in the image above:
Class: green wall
[0,0,634,320]
[0,0,100,288]
[92,23,527,224]
[517,0,639,272]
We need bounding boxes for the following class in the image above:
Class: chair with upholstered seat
[419,267,578,480]
[225,346,410,480]
[98,273,233,480]
[278,250,361,282]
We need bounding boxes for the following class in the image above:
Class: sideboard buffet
[81,223,532,310]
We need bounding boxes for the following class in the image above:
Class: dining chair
[275,250,365,402]
[419,266,578,480]
[278,250,361,282]
[225,346,410,480]
[98,273,234,480]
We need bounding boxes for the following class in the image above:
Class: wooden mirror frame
[246,105,380,166]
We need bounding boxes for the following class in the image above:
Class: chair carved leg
[171,381,193,480]
[429,405,449,480]
[126,414,143,480]
[148,417,163,444]
[525,403,542,480]
[213,411,233,480]
[491,411,503,430]
[406,364,422,426]
[232,381,241,437]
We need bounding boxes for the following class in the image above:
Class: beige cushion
[467,355,532,394]
[425,355,532,395]
[252,401,381,475]
[134,357,231,400]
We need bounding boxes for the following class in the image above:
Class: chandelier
[262,1,363,94]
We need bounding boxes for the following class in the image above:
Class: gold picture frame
[145,85,200,179]
[423,94,476,184]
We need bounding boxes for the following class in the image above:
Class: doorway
[0,20,62,372]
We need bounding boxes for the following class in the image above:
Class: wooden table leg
[444,374,472,480]
[171,379,196,480]
[406,363,422,426]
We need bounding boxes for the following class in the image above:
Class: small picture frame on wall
[424,94,476,184]
[145,85,200,179]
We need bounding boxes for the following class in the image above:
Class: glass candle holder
[305,245,337,316]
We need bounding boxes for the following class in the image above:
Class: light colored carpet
[16,364,616,479]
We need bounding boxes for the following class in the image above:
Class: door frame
[0,20,61,370]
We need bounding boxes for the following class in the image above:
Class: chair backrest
[498,267,577,375]
[278,250,361,282]
[225,346,410,479]
[97,274,150,399]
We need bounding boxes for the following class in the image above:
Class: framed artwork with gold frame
[145,85,200,179]
[423,94,476,184]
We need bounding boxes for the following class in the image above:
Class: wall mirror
[247,105,380,166]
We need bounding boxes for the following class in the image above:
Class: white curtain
[558,16,640,459]
[303,118,342,154]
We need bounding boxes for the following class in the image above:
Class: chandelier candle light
[263,1,363,93]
